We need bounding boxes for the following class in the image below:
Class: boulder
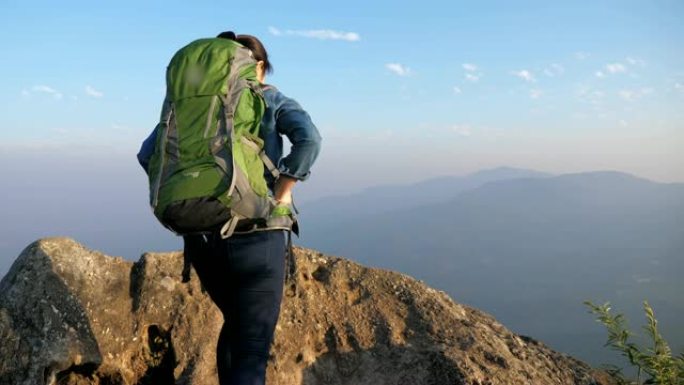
[0,238,614,385]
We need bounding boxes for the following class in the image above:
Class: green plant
[584,300,684,385]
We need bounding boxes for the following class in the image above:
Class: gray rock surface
[0,238,615,385]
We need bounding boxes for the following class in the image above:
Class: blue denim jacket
[136,85,322,190]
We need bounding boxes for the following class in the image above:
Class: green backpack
[147,38,296,239]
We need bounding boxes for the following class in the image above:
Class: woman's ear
[255,60,266,83]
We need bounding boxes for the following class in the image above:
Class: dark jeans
[183,230,286,385]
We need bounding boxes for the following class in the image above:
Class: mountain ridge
[297,168,684,367]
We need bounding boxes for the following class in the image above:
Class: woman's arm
[136,127,157,174]
[273,91,322,180]
[273,175,297,204]
[272,91,322,203]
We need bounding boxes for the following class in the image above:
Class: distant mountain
[297,166,552,238]
[297,170,684,366]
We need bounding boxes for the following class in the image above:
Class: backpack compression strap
[239,136,280,179]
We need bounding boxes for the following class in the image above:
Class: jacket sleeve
[274,91,322,181]
[136,127,157,174]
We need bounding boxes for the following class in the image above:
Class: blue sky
[1,0,683,188]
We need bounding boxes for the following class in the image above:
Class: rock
[0,238,615,385]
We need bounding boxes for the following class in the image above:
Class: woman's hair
[217,31,273,74]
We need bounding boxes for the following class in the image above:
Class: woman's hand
[274,175,297,205]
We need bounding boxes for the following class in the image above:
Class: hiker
[136,31,321,385]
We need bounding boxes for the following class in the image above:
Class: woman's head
[217,31,272,83]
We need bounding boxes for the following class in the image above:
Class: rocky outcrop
[0,238,614,385]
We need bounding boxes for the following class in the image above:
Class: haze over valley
[1,152,681,367]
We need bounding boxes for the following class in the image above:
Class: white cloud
[268,26,360,42]
[297,29,360,41]
[606,63,627,74]
[543,63,565,77]
[111,123,130,131]
[626,57,645,66]
[574,51,590,60]
[596,62,629,78]
[462,63,482,82]
[635,277,653,284]
[618,90,633,100]
[26,85,63,100]
[451,124,472,137]
[618,87,653,101]
[465,73,480,82]
[385,63,411,77]
[462,63,478,72]
[675,82,684,91]
[453,86,462,95]
[529,89,543,99]
[85,85,103,98]
[619,119,628,127]
[33,85,59,94]
[576,85,605,106]
[512,69,536,83]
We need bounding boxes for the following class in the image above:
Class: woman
[137,31,322,385]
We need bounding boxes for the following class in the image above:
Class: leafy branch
[584,301,683,385]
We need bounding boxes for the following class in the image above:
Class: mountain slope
[299,171,684,365]
[296,166,552,236]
